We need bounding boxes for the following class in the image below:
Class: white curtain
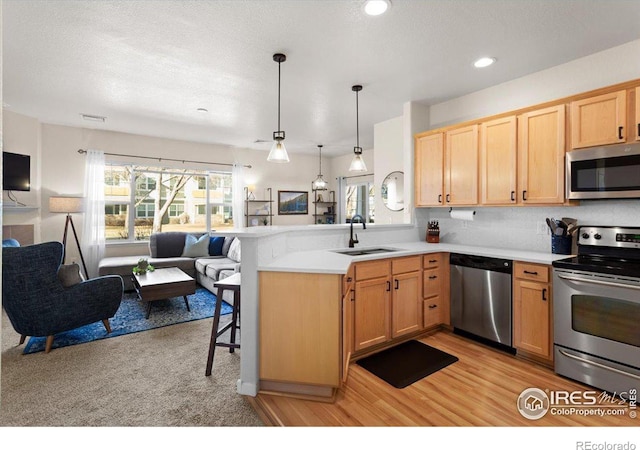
[232,162,245,228]
[81,149,106,278]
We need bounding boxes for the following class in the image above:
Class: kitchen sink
[332,247,401,256]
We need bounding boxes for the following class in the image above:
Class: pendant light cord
[319,145,322,174]
[356,89,360,149]
[277,60,281,133]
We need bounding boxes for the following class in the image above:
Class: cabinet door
[518,105,565,204]
[480,116,517,205]
[391,271,421,338]
[415,133,445,206]
[354,277,391,351]
[570,90,626,149]
[341,286,354,384]
[635,87,640,142]
[445,124,478,205]
[513,279,551,359]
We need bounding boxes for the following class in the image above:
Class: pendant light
[349,85,367,172]
[267,53,290,163]
[312,144,328,191]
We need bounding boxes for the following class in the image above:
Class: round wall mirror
[381,171,404,211]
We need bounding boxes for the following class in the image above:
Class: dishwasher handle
[449,253,513,274]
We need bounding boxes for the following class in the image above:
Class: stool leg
[205,286,224,376]
[229,289,239,353]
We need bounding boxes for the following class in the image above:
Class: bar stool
[205,272,241,376]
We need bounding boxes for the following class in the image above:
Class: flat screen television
[3,152,31,191]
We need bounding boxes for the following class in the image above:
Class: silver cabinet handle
[558,349,640,381]
[557,274,640,290]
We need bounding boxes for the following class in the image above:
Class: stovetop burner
[551,225,640,278]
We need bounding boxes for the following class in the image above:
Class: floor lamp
[49,196,89,279]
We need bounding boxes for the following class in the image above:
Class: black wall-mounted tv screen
[3,152,31,191]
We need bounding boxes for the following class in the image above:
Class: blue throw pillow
[209,236,224,256]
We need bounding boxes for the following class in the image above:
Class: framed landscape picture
[278,190,308,215]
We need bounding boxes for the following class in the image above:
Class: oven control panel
[578,226,640,248]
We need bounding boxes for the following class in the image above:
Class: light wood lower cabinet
[353,275,391,351]
[391,257,422,338]
[259,271,342,399]
[422,253,450,328]
[513,262,552,363]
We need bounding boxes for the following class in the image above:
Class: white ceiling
[3,0,640,157]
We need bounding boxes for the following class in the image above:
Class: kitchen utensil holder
[551,234,572,255]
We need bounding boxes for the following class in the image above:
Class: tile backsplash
[415,200,640,253]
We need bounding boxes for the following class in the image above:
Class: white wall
[2,110,41,240]
[415,38,640,251]
[374,116,404,225]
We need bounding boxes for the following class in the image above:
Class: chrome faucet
[348,214,366,248]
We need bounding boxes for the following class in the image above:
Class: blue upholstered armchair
[2,241,123,353]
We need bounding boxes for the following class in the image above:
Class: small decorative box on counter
[427,221,440,243]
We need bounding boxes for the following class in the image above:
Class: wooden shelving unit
[245,187,273,227]
[312,190,336,224]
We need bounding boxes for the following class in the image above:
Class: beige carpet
[0,309,263,427]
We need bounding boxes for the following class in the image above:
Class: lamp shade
[49,196,85,213]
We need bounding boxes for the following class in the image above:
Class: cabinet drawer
[392,255,421,274]
[423,253,443,269]
[355,259,391,281]
[423,296,442,328]
[514,262,550,283]
[423,268,442,298]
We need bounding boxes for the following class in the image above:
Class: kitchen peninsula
[214,223,570,401]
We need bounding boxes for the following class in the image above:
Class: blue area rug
[23,287,233,354]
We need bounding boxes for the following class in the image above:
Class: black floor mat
[356,340,459,389]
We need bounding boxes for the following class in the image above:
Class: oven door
[553,268,640,369]
[553,268,640,391]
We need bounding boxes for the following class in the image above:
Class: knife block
[426,230,440,243]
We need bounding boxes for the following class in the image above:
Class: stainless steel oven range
[552,226,640,394]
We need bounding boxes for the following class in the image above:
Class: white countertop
[258,241,573,274]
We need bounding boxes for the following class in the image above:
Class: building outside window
[104,164,234,241]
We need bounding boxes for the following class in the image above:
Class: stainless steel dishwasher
[449,253,513,349]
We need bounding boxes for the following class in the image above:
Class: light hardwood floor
[250,330,637,426]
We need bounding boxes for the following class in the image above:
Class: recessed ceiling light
[197,108,208,113]
[364,0,391,16]
[474,57,496,68]
[80,113,106,122]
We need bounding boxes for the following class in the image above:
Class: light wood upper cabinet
[517,105,566,204]
[480,116,517,205]
[415,133,445,206]
[570,90,626,149]
[445,124,479,205]
[635,87,640,141]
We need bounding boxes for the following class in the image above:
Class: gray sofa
[98,232,240,297]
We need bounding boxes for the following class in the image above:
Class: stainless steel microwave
[566,142,640,199]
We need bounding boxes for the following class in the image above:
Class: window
[104,164,234,241]
[343,178,375,223]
